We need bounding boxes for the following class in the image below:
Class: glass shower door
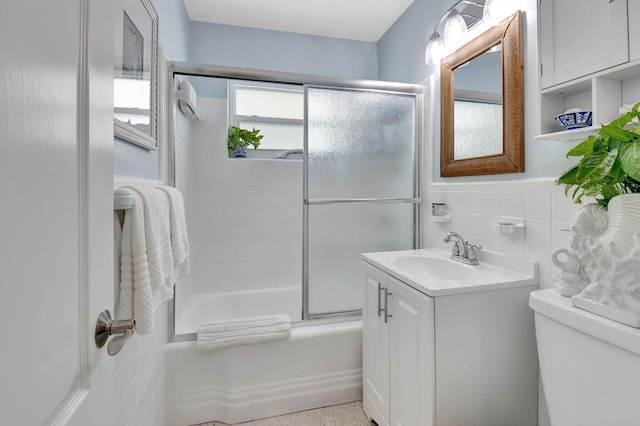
[305,86,420,317]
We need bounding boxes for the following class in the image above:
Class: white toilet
[530,289,640,426]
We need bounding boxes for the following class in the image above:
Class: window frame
[228,80,304,151]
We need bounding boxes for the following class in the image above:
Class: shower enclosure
[168,63,422,338]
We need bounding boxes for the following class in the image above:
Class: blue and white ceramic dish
[554,109,593,130]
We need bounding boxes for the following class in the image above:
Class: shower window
[229,80,304,150]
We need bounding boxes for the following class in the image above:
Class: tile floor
[195,401,375,425]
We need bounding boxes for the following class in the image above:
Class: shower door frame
[166,62,423,341]
[302,83,422,319]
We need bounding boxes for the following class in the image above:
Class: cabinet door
[362,263,390,426]
[629,0,640,61]
[540,0,628,88]
[388,277,435,426]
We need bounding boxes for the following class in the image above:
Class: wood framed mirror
[440,11,523,177]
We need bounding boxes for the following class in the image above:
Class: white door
[0,0,116,424]
[388,277,435,426]
[362,263,390,426]
[539,0,628,88]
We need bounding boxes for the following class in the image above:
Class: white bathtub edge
[166,320,363,425]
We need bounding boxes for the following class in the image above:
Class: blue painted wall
[154,0,190,62]
[377,0,577,180]
[114,0,192,180]
[377,0,451,84]
[188,22,378,80]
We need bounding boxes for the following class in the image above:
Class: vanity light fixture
[424,32,445,67]
[442,8,468,51]
[482,0,510,25]
[424,0,507,66]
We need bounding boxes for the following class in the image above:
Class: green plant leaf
[601,123,636,142]
[576,148,618,182]
[556,164,579,185]
[620,141,640,181]
[565,136,595,157]
[609,156,626,182]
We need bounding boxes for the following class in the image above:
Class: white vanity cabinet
[362,250,539,426]
[539,0,628,89]
[362,262,434,426]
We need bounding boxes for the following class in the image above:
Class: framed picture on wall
[113,0,158,150]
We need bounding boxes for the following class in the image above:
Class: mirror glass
[440,11,523,177]
[453,48,502,159]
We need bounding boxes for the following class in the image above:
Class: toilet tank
[530,289,640,426]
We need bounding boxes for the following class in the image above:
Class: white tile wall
[423,178,585,426]
[423,178,584,290]
[175,97,303,297]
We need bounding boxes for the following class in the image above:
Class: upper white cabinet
[629,0,640,61]
[540,0,628,89]
[537,0,640,140]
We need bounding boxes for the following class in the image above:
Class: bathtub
[174,286,303,335]
[165,289,363,426]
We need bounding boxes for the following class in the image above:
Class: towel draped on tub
[196,314,291,351]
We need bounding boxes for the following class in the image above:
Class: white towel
[157,185,190,281]
[123,185,175,304]
[115,185,191,334]
[196,314,291,351]
[117,188,155,334]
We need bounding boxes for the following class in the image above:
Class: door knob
[95,310,136,356]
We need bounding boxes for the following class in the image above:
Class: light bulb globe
[424,32,444,65]
[443,9,468,50]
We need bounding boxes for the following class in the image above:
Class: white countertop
[362,248,538,297]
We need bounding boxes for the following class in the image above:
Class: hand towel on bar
[116,188,155,334]
[157,185,190,281]
[123,185,175,305]
[196,314,291,351]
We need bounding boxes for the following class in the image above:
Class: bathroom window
[229,80,304,150]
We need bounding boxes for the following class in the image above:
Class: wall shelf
[534,125,599,142]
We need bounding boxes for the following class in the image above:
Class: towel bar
[114,190,134,210]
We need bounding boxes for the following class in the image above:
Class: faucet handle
[467,243,483,260]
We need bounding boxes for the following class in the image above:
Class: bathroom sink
[392,255,477,281]
[362,248,538,297]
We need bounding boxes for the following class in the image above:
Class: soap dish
[490,222,525,234]
[430,214,451,223]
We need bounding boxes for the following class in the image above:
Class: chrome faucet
[443,231,482,265]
